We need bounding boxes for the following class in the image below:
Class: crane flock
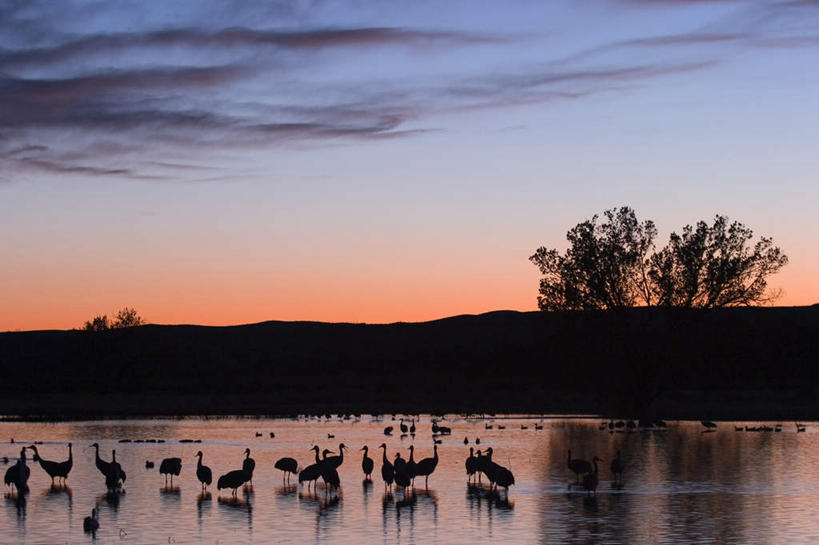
[1,419,646,537]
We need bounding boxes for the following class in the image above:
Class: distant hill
[1,306,817,419]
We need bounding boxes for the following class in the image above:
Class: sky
[1,0,818,331]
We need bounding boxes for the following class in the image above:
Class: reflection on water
[1,417,819,543]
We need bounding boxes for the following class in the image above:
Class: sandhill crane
[394,454,411,491]
[465,447,477,482]
[494,466,515,492]
[568,450,592,484]
[400,418,408,434]
[217,469,249,496]
[4,447,30,494]
[274,457,298,483]
[324,444,347,468]
[379,443,394,493]
[195,452,212,490]
[320,457,341,493]
[406,445,418,485]
[159,457,182,486]
[415,444,438,488]
[298,448,329,491]
[91,443,126,483]
[28,444,71,485]
[610,450,623,484]
[105,450,125,492]
[242,448,255,485]
[83,508,99,533]
[409,419,416,435]
[583,457,602,494]
[361,446,374,480]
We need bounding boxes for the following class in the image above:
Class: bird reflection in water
[196,491,211,523]
[467,483,514,511]
[43,483,72,498]
[4,492,26,518]
[101,490,121,510]
[275,484,297,496]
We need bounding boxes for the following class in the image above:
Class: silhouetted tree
[648,215,788,308]
[111,307,144,328]
[529,207,657,310]
[83,315,109,331]
[531,209,788,311]
[82,307,144,331]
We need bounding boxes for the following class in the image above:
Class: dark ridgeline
[1,306,818,419]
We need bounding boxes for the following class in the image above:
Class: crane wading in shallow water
[28,443,72,486]
[4,447,30,494]
[274,457,298,483]
[361,446,374,480]
[242,448,255,486]
[159,457,182,486]
[195,451,212,491]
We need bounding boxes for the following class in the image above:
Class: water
[1,416,817,544]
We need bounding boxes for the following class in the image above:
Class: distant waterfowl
[485,424,493,430]
[4,447,30,494]
[145,460,154,469]
[159,457,182,486]
[269,432,275,438]
[28,443,72,485]
[464,437,469,445]
[379,444,394,492]
[83,508,99,532]
[327,433,335,439]
[274,457,298,483]
[497,425,506,430]
[255,432,262,437]
[535,424,543,430]
[383,426,394,436]
[195,451,212,490]
[582,457,602,495]
[796,422,806,432]
[242,448,255,485]
[610,450,623,483]
[568,450,592,483]
[475,438,480,445]
[415,444,438,488]
[701,420,717,430]
[360,446,374,480]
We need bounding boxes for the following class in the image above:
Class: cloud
[0,27,506,70]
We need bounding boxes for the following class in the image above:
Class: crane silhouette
[105,450,125,492]
[465,447,477,482]
[195,451,212,490]
[361,446,374,480]
[415,444,438,488]
[400,418,408,434]
[583,457,602,494]
[3,447,30,494]
[406,445,418,486]
[610,450,623,484]
[568,449,591,484]
[393,453,411,492]
[379,444,394,493]
[83,507,99,533]
[383,426,394,436]
[298,446,327,491]
[91,443,126,483]
[28,444,72,486]
[274,457,298,483]
[324,443,347,468]
[217,469,250,496]
[242,448,255,486]
[159,457,182,486]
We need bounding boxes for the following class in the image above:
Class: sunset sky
[1,0,818,331]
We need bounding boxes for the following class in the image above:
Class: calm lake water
[1,416,818,544]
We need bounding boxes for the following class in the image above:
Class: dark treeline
[1,305,817,419]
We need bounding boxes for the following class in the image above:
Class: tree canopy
[83,307,144,331]
[530,207,788,311]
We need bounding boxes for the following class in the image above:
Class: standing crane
[195,451,212,491]
[361,446,374,480]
